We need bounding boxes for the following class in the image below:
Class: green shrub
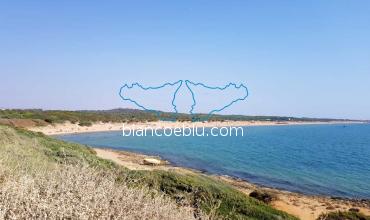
[44,118,54,123]
[78,121,93,127]
[126,170,298,220]
[249,190,275,204]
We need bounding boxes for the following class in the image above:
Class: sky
[0,0,369,120]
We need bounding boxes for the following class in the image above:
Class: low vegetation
[317,211,370,220]
[125,171,296,219]
[0,108,348,127]
[0,125,298,219]
[0,164,197,219]
[78,121,93,126]
[249,190,275,204]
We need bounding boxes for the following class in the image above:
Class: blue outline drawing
[119,80,249,121]
[185,80,249,120]
[119,80,183,112]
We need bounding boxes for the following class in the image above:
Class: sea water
[57,123,370,199]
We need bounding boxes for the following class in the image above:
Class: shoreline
[94,147,370,220]
[28,120,364,135]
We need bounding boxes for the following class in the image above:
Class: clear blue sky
[0,1,369,119]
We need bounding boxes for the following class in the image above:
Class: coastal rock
[143,158,162,166]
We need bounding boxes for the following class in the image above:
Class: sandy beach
[94,148,370,220]
[28,120,361,135]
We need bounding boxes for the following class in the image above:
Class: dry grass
[0,162,198,220]
[0,126,199,220]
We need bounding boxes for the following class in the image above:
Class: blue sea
[56,124,370,199]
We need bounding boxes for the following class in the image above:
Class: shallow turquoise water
[57,124,370,198]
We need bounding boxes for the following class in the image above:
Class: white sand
[29,120,356,135]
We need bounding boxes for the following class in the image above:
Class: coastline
[94,147,370,220]
[28,120,363,135]
[27,121,370,220]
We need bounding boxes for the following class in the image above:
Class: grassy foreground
[0,125,297,219]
